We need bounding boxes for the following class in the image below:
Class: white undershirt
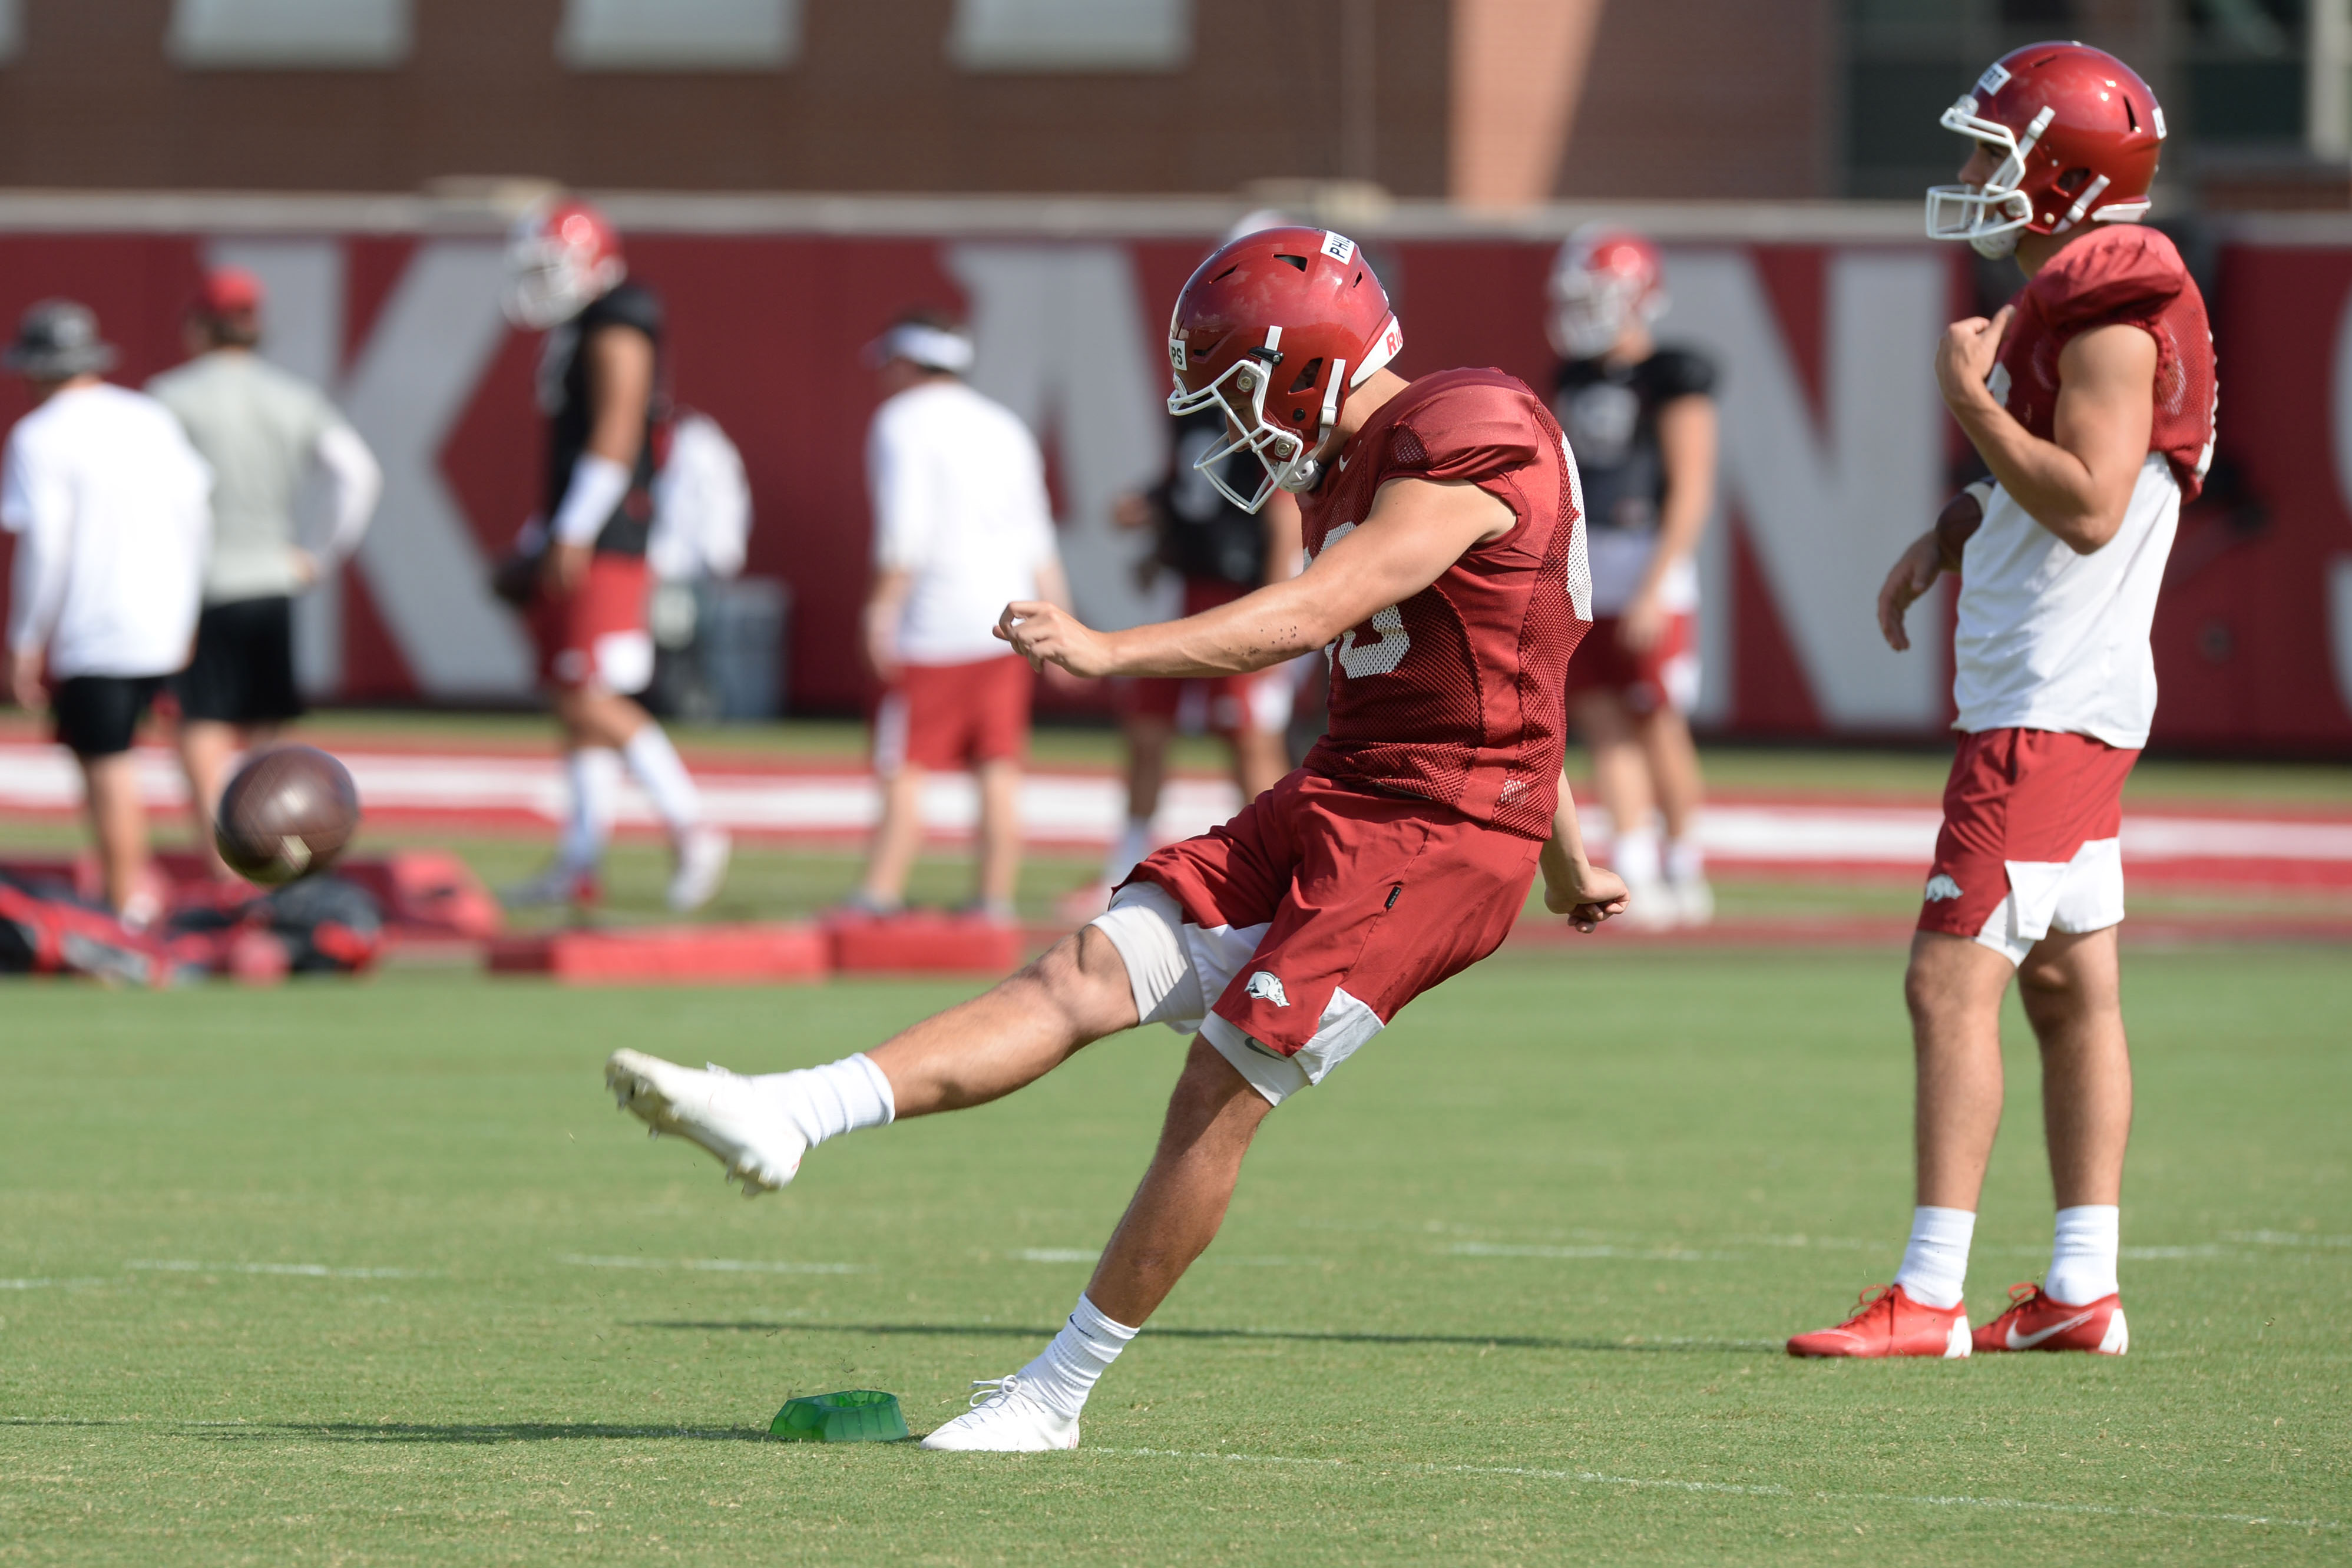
[4,382,213,679]
[1953,454,2179,750]
[866,380,1059,666]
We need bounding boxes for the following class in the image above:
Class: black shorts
[52,675,167,759]
[175,596,304,726]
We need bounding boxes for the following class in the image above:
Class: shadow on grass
[629,1319,1777,1355]
[0,1418,775,1444]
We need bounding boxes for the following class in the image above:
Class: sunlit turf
[0,946,2343,1564]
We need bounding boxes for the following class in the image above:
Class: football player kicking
[606,226,1627,1450]
[1789,42,2214,1361]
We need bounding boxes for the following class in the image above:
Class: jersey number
[1316,521,1412,678]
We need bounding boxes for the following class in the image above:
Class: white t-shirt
[3,382,213,679]
[1953,454,2179,750]
[866,379,1058,666]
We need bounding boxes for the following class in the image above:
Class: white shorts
[553,630,654,695]
[1087,882,1382,1107]
[1969,836,2126,967]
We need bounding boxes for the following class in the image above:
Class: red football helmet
[1546,227,1666,360]
[502,199,626,330]
[1927,41,2164,260]
[1166,226,1404,513]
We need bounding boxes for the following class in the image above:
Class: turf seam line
[1098,1448,2341,1530]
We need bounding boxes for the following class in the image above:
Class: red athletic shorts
[1562,610,1697,716]
[1116,580,1292,736]
[1126,770,1541,1058]
[532,553,651,692]
[1917,727,2139,944]
[874,655,1034,775]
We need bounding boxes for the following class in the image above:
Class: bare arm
[545,324,656,593]
[1539,777,1630,932]
[1935,309,2156,554]
[1261,488,1304,586]
[862,567,910,684]
[1877,485,1989,652]
[997,475,1514,679]
[1620,393,1715,650]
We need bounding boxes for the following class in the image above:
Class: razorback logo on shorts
[1924,874,1963,902]
[1244,971,1290,1007]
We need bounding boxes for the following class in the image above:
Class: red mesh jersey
[1299,368,1591,839]
[1993,225,2216,501]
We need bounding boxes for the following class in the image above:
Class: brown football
[214,745,362,886]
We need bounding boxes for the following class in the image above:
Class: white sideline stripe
[558,1253,865,1275]
[125,1259,435,1278]
[1,742,2346,863]
[1099,1447,2340,1530]
[0,1277,104,1290]
[1011,1248,1321,1267]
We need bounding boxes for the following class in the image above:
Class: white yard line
[125,1260,436,1279]
[1100,1446,2339,1530]
[557,1254,865,1275]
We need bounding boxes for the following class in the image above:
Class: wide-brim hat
[4,297,118,378]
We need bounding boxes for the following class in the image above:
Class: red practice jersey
[1993,225,2215,501]
[1299,368,1590,841]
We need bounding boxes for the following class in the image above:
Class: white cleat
[667,826,733,914]
[604,1048,804,1195]
[1669,874,1715,928]
[919,1376,1080,1453]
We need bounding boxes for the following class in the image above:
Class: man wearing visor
[601,228,1627,1451]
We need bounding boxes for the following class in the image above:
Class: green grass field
[1,945,2344,1564]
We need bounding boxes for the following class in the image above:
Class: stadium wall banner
[0,195,2343,750]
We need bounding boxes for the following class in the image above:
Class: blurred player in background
[1070,406,1302,915]
[148,266,382,876]
[1,300,212,924]
[498,200,731,915]
[1791,44,2212,1361]
[605,228,1626,1451]
[848,311,1070,923]
[1546,228,1718,926]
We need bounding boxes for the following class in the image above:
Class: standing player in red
[1789,44,2213,1360]
[603,227,1627,1449]
[499,200,731,915]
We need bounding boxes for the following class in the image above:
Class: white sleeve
[868,408,931,573]
[3,438,71,656]
[310,422,382,566]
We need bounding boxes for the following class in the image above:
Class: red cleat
[1787,1283,1971,1358]
[1971,1282,2128,1355]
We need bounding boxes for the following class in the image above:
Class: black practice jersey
[538,280,664,557]
[1149,408,1272,589]
[1550,346,1716,537]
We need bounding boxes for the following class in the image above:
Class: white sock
[1013,1292,1138,1421]
[1611,823,1662,886]
[559,747,621,872]
[623,724,702,837]
[749,1053,895,1149]
[1665,835,1705,884]
[2045,1205,2121,1305]
[1103,816,1153,886]
[1894,1205,1976,1310]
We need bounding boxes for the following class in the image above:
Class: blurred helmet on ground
[1547,227,1665,361]
[1925,41,2164,260]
